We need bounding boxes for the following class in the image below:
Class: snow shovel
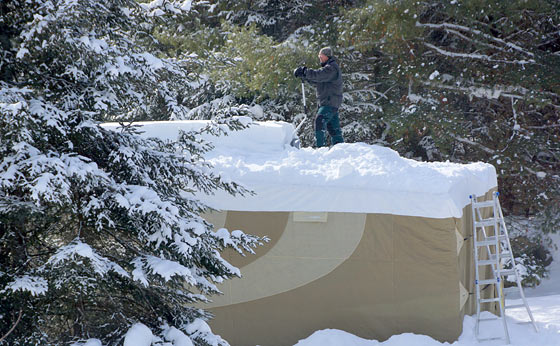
[290,78,308,148]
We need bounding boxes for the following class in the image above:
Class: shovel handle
[301,78,307,114]
[290,78,308,146]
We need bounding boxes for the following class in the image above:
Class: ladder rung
[477,337,505,342]
[498,269,517,276]
[474,218,503,228]
[475,235,507,247]
[477,252,512,266]
[476,279,498,285]
[478,259,500,265]
[475,239,496,246]
[472,200,495,208]
[479,298,501,303]
[488,235,507,241]
[505,304,525,309]
[479,317,500,322]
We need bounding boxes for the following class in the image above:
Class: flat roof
[102,118,497,218]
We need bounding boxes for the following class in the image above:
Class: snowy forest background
[1,0,559,345]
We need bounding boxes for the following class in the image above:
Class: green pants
[315,106,344,147]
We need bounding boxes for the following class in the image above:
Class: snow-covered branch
[420,81,524,100]
[46,239,129,279]
[450,134,495,154]
[509,97,519,141]
[3,276,48,296]
[416,22,535,57]
[423,42,534,65]
[525,124,560,129]
[443,28,506,52]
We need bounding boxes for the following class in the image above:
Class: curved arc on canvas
[202,212,368,308]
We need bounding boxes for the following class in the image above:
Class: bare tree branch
[509,97,519,141]
[373,85,397,104]
[416,22,535,57]
[450,134,496,154]
[420,80,524,100]
[423,42,534,65]
[443,28,506,52]
[525,124,560,129]
[0,308,23,343]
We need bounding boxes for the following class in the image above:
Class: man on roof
[294,47,345,148]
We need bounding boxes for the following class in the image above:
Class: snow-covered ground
[295,234,560,346]
[294,296,560,345]
[509,233,560,299]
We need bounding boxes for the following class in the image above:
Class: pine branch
[373,85,397,105]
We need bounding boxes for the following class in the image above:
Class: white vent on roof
[293,212,328,223]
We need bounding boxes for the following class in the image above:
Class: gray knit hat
[319,47,333,57]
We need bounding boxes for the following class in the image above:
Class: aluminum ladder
[470,191,538,344]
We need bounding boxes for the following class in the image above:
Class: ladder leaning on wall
[469,191,538,344]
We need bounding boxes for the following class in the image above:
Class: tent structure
[102,118,500,346]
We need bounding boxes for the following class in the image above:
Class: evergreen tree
[337,0,560,217]
[0,1,261,344]
[146,0,352,125]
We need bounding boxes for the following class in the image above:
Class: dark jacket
[304,57,343,109]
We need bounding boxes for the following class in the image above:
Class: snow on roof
[101,118,497,218]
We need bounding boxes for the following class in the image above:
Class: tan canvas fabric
[201,190,497,346]
[202,212,366,308]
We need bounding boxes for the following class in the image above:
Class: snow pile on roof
[102,118,295,154]
[101,118,497,218]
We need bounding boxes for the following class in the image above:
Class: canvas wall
[200,190,498,346]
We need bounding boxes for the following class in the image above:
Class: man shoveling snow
[294,47,345,148]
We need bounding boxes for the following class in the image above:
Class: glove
[293,66,306,78]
